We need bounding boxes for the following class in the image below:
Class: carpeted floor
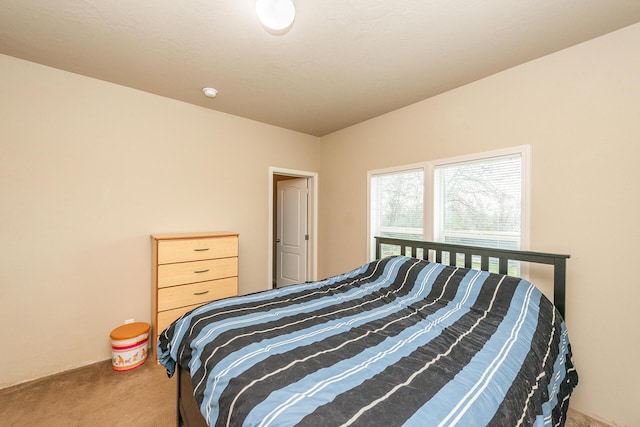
[0,359,609,427]
[0,360,174,427]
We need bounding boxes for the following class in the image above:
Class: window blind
[434,154,522,250]
[370,168,424,241]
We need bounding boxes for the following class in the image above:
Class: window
[370,168,424,257]
[434,154,522,250]
[368,146,529,269]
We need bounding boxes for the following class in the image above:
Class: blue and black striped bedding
[158,255,578,427]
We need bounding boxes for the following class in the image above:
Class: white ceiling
[1,1,639,136]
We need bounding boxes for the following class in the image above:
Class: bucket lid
[110,322,150,340]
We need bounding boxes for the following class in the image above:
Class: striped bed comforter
[158,256,578,427]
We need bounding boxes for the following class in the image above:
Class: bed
[158,237,578,427]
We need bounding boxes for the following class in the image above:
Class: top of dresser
[151,231,238,241]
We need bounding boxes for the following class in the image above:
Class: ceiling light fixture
[202,87,218,98]
[256,0,295,34]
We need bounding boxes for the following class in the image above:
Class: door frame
[268,167,318,289]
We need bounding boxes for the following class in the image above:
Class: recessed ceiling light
[202,87,218,98]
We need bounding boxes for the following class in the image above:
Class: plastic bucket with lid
[110,322,150,372]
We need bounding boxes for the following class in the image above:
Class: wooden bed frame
[175,237,570,427]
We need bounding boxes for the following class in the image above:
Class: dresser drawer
[157,303,201,335]
[157,257,238,288]
[157,236,238,264]
[157,277,238,312]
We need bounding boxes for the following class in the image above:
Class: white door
[276,178,308,287]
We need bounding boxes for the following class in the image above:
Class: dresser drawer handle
[194,248,209,252]
[194,269,210,274]
[193,290,210,296]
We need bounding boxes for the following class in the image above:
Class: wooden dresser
[151,231,238,362]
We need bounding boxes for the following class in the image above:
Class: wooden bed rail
[375,236,570,318]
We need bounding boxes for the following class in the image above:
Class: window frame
[367,145,530,261]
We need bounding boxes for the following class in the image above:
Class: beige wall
[319,24,640,427]
[0,54,320,387]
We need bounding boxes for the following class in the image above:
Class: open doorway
[268,167,318,289]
